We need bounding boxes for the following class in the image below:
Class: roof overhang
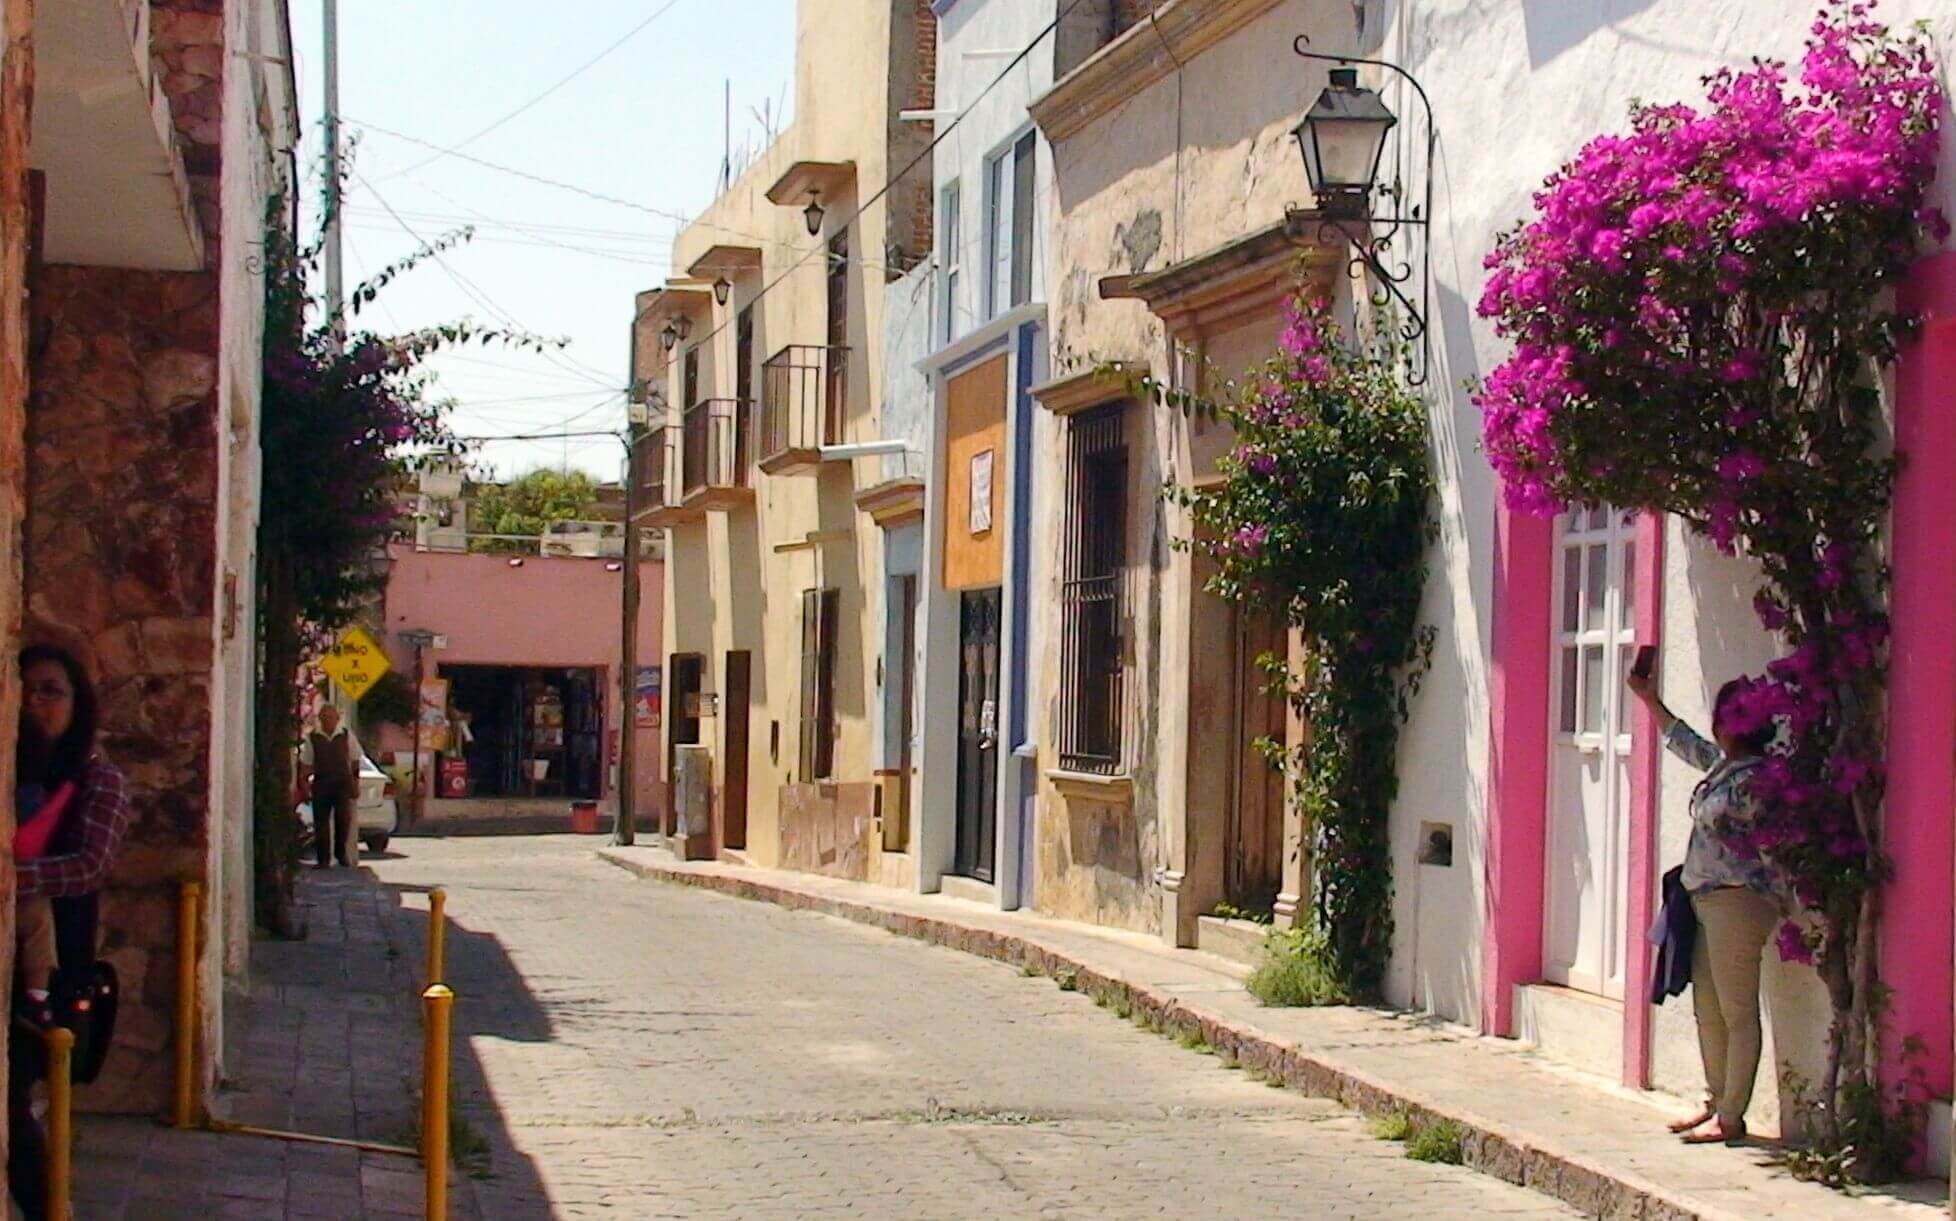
[30,0,203,270]
[765,160,856,206]
[1098,210,1343,338]
[685,244,764,280]
[636,282,716,324]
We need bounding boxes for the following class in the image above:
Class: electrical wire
[671,0,1086,353]
[355,172,621,387]
[372,0,691,184]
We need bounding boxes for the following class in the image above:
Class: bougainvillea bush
[1152,295,1433,1002]
[1476,1,1942,1171]
[254,161,556,929]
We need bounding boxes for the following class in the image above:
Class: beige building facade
[1025,0,1350,945]
[636,0,935,890]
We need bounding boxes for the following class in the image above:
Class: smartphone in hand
[1630,645,1656,681]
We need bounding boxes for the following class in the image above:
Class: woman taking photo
[1626,660,1781,1146]
[7,645,133,1220]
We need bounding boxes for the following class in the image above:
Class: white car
[298,754,399,855]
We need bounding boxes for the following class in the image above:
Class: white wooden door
[1544,505,1637,999]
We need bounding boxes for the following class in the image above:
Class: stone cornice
[1099,210,1344,338]
[1030,364,1140,416]
[1028,0,1290,144]
[854,477,926,527]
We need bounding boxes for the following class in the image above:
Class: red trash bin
[569,800,600,834]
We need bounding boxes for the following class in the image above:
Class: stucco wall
[1387,0,1956,1088]
[379,546,664,810]
[655,0,930,886]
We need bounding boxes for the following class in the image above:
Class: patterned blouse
[1665,722,1778,897]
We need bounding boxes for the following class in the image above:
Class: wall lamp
[1291,39,1435,386]
[674,313,694,341]
[803,190,826,236]
[713,275,733,306]
[660,321,679,352]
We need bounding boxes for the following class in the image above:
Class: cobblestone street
[371,835,1574,1219]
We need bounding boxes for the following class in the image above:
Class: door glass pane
[1559,648,1579,734]
[1561,546,1581,633]
[1587,504,1608,531]
[1584,544,1608,631]
[1581,645,1605,733]
[1620,537,1636,630]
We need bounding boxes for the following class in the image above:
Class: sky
[288,0,799,480]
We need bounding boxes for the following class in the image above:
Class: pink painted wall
[1483,508,1553,1035]
[1882,251,1956,1101]
[374,545,664,812]
[1622,515,1665,1087]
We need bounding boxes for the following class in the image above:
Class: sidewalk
[599,843,1947,1221]
[66,867,476,1220]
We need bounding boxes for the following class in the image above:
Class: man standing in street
[302,703,362,867]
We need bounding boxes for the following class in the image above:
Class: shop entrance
[441,665,604,800]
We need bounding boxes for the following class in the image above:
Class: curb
[599,848,1731,1221]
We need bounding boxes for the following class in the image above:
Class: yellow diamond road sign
[322,626,390,701]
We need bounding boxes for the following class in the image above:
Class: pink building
[375,544,664,824]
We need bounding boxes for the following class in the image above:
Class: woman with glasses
[7,645,132,1220]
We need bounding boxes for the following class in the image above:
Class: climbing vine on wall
[254,148,561,930]
[1136,293,1434,1001]
[1475,1,1943,1177]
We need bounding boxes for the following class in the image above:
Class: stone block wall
[20,0,225,1114]
[0,0,33,1155]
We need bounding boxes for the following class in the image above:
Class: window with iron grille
[683,344,700,406]
[799,587,840,781]
[735,306,755,472]
[1058,405,1127,774]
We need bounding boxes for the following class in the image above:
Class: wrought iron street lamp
[1290,40,1436,386]
[713,275,732,306]
[674,313,694,341]
[659,321,679,352]
[1293,68,1397,218]
[803,190,826,236]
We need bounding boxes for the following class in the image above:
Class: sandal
[1667,1106,1715,1134]
[1681,1119,1746,1145]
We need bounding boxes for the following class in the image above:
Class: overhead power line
[675,0,1089,353]
[373,0,691,184]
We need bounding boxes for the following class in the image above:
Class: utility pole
[615,425,642,847]
[322,0,345,339]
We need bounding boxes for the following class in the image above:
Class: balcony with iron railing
[679,398,755,511]
[633,424,694,527]
[758,345,848,474]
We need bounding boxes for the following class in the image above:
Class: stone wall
[0,0,33,1153]
[20,0,225,1114]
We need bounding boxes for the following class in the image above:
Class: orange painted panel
[941,354,1008,591]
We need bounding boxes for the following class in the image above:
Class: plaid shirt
[18,757,133,901]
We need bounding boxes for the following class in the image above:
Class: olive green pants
[1690,886,1779,1128]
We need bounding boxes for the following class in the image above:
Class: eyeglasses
[24,682,72,702]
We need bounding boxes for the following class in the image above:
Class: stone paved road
[372,836,1578,1220]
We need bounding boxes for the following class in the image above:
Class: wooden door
[722,651,751,851]
[955,588,1002,881]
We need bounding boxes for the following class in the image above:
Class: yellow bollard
[46,1026,73,1221]
[173,879,201,1129]
[422,984,453,1221]
[427,888,447,989]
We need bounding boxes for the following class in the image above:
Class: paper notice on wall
[969,448,994,535]
[634,666,661,728]
[418,675,451,753]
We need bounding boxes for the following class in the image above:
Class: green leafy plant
[1368,1110,1414,1142]
[1246,925,1353,1008]
[1210,901,1275,925]
[467,466,602,552]
[253,146,561,930]
[1405,1119,1466,1164]
[1136,294,1434,1002]
[358,667,416,728]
